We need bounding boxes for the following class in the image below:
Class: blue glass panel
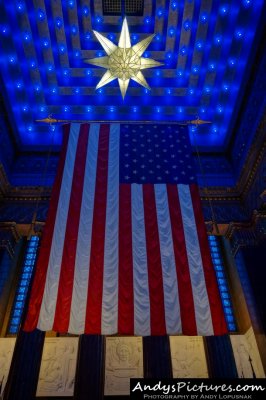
[14,301,23,308]
[221,292,229,299]
[8,236,39,334]
[216,272,224,278]
[219,285,228,292]
[218,278,226,285]
[14,309,23,317]
[226,315,234,323]
[9,326,18,334]
[229,323,236,331]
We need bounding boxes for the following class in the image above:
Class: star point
[84,18,163,98]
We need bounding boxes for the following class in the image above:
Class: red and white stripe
[24,123,227,336]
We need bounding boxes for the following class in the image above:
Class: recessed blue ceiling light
[96,50,104,57]
[188,88,194,95]
[42,38,49,48]
[144,88,149,94]
[131,34,138,43]
[166,88,172,95]
[209,62,216,71]
[166,51,173,60]
[178,106,183,113]
[155,69,161,77]
[200,13,208,23]
[59,44,66,54]
[51,87,57,94]
[200,107,206,114]
[37,9,45,21]
[49,124,56,132]
[242,0,252,8]
[71,25,78,35]
[74,49,80,57]
[9,56,16,64]
[143,51,149,58]
[214,34,222,45]
[196,40,203,50]
[85,68,92,76]
[180,46,187,56]
[16,2,24,12]
[75,87,80,95]
[144,16,151,24]
[217,105,223,113]
[204,86,211,94]
[34,84,41,92]
[228,58,236,66]
[27,125,33,132]
[39,106,45,112]
[86,106,92,112]
[223,83,229,91]
[192,65,199,74]
[168,27,175,37]
[156,107,161,113]
[16,81,23,89]
[62,68,68,76]
[95,15,103,24]
[47,63,54,72]
[85,31,91,40]
[155,33,161,41]
[171,1,178,11]
[108,33,115,41]
[157,8,164,18]
[24,32,31,42]
[55,17,63,29]
[220,5,229,15]
[110,106,115,112]
[30,60,36,68]
[1,25,9,35]
[82,6,89,16]
[22,105,28,112]
[97,88,103,94]
[176,69,184,77]
[211,125,218,133]
[235,30,243,39]
[64,106,69,112]
[183,19,191,31]
[68,0,74,9]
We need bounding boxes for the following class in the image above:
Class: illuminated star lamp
[84,18,163,98]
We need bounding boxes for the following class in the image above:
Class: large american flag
[24,123,227,336]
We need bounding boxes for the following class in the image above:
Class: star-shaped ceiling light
[85,18,163,98]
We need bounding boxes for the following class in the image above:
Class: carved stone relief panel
[0,338,16,397]
[36,337,78,397]
[169,336,209,378]
[104,336,143,396]
[230,327,265,378]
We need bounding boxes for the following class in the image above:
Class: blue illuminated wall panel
[208,235,237,332]
[8,236,39,335]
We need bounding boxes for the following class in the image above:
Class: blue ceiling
[0,0,264,151]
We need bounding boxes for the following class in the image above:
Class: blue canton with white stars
[120,125,196,184]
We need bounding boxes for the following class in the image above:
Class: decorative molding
[0,222,21,257]
[225,211,266,255]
